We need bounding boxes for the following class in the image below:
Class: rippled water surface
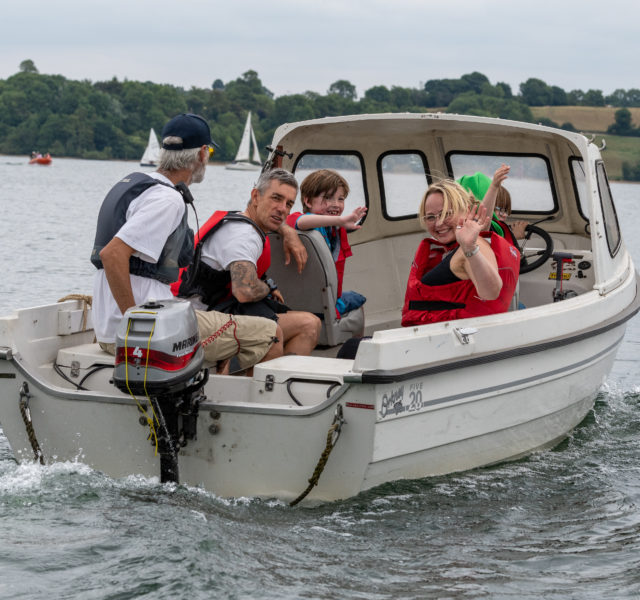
[1,157,639,599]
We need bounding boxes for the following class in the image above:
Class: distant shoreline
[2,150,639,183]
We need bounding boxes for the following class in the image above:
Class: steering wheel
[519,224,554,274]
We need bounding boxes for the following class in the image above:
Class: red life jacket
[171,211,271,304]
[286,212,352,298]
[492,218,519,247]
[401,232,520,327]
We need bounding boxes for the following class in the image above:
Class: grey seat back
[267,230,363,346]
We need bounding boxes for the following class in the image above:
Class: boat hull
[29,157,52,165]
[0,303,631,502]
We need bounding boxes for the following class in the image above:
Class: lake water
[1,157,639,599]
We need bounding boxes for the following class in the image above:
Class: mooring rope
[18,382,44,465]
[289,404,344,506]
[57,294,93,332]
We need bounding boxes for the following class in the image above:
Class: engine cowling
[113,298,203,395]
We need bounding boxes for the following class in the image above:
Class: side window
[293,153,366,216]
[448,153,557,213]
[378,152,430,220]
[596,162,621,256]
[570,158,589,219]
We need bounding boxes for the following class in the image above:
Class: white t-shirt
[201,220,263,269]
[92,172,186,343]
[187,220,263,311]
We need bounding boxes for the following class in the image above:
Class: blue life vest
[90,172,194,284]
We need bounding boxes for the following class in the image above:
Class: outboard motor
[113,298,208,484]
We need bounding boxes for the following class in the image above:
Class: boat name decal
[379,382,425,418]
[172,335,198,352]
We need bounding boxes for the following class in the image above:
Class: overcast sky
[2,0,636,98]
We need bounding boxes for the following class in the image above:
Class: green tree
[389,86,413,108]
[582,89,605,106]
[364,85,391,103]
[328,80,357,101]
[496,82,513,99]
[607,108,634,135]
[622,161,640,181]
[460,72,490,94]
[19,59,38,74]
[447,92,533,122]
[519,78,552,106]
[549,86,567,105]
[566,89,584,105]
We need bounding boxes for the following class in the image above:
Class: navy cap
[161,113,219,150]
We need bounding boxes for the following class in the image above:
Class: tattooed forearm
[229,261,269,303]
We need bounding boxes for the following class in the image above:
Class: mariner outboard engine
[113,298,208,483]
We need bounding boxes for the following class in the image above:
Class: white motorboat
[225,111,262,171]
[1,113,638,504]
[140,128,160,167]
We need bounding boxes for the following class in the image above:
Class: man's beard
[191,157,206,183]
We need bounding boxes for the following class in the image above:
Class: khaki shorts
[99,341,116,355]
[195,310,277,370]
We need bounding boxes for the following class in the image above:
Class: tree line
[2,60,639,163]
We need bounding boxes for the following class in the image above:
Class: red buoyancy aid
[401,232,520,327]
[493,218,519,247]
[170,210,271,298]
[286,212,352,298]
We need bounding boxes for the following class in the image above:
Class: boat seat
[266,230,364,346]
[57,343,114,370]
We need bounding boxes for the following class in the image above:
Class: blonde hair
[418,179,474,229]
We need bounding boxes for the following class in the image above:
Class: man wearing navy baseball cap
[161,113,219,151]
[90,113,284,372]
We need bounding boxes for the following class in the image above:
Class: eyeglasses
[208,145,215,158]
[422,211,454,224]
[495,206,508,216]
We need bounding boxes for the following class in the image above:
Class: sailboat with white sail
[140,128,160,167]
[226,112,262,170]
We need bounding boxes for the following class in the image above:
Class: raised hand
[455,204,490,252]
[342,206,367,229]
[492,164,510,188]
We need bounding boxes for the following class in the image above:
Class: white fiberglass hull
[0,274,637,503]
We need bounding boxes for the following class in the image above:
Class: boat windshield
[448,152,557,215]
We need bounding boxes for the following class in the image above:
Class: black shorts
[214,296,290,322]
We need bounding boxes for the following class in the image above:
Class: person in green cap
[457,164,526,246]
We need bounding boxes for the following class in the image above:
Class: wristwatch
[464,245,480,258]
[264,277,278,292]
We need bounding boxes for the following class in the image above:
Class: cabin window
[292,152,367,216]
[378,151,429,220]
[447,152,557,214]
[570,158,590,220]
[596,162,621,256]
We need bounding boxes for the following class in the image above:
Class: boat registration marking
[0,373,16,378]
[379,382,425,419]
[345,402,375,410]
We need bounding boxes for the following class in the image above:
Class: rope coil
[57,294,93,331]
